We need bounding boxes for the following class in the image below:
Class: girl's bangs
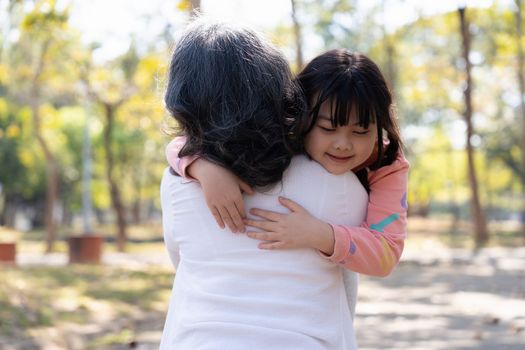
[322,81,376,129]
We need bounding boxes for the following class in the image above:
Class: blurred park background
[0,0,524,349]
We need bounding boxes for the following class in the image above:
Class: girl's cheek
[303,133,315,157]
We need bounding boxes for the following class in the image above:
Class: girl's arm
[326,153,409,277]
[245,152,409,277]
[165,137,253,232]
[165,137,199,180]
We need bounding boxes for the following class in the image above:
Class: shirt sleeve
[165,136,199,180]
[324,152,410,277]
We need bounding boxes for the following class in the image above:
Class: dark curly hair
[165,19,306,187]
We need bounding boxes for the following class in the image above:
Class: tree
[290,0,304,69]
[514,0,525,239]
[89,87,134,252]
[18,2,77,252]
[178,0,200,16]
[381,0,397,96]
[190,0,201,13]
[458,7,489,246]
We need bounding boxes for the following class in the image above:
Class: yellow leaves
[0,98,8,116]
[40,103,61,130]
[0,64,8,85]
[92,180,110,209]
[19,148,36,169]
[134,55,165,89]
[90,68,129,104]
[408,127,469,207]
[18,107,32,124]
[21,0,69,33]
[6,124,21,138]
[15,65,34,81]
[58,105,86,127]
[177,0,191,11]
[35,104,69,153]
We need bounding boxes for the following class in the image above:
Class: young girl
[166,49,409,278]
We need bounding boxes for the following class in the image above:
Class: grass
[88,329,135,348]
[0,264,173,348]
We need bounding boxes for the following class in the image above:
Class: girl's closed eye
[353,129,369,135]
[316,115,337,132]
[318,124,336,132]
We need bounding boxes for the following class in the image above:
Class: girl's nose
[334,136,351,150]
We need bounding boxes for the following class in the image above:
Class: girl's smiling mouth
[326,153,353,162]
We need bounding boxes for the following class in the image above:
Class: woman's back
[160,155,367,350]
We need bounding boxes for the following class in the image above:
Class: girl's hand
[244,197,335,254]
[188,159,254,233]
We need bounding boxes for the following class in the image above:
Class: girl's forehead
[318,99,377,126]
[319,99,357,117]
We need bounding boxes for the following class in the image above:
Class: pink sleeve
[165,136,199,180]
[325,152,409,277]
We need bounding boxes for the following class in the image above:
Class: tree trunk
[31,40,60,253]
[458,7,489,246]
[82,102,94,234]
[382,0,396,95]
[514,0,525,241]
[385,44,396,94]
[103,103,127,252]
[415,203,430,218]
[33,104,60,253]
[0,194,18,228]
[291,0,304,70]
[189,0,200,15]
[446,146,461,231]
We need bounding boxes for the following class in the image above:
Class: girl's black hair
[295,49,403,179]
[165,19,306,187]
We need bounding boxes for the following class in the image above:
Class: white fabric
[160,155,368,350]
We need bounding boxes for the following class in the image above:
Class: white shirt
[160,155,368,350]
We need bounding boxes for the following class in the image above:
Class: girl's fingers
[244,219,274,231]
[226,202,245,232]
[211,206,225,229]
[278,197,305,213]
[239,181,254,195]
[217,206,237,233]
[234,197,247,220]
[246,231,279,242]
[258,241,285,250]
[249,208,283,221]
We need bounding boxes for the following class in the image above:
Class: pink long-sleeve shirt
[165,137,409,277]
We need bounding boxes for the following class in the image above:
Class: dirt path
[356,247,525,350]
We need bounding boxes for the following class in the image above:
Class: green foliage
[0,98,46,200]
[303,0,363,50]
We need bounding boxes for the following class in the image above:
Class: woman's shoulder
[288,155,325,174]
[288,155,360,181]
[160,167,198,194]
[286,155,366,195]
